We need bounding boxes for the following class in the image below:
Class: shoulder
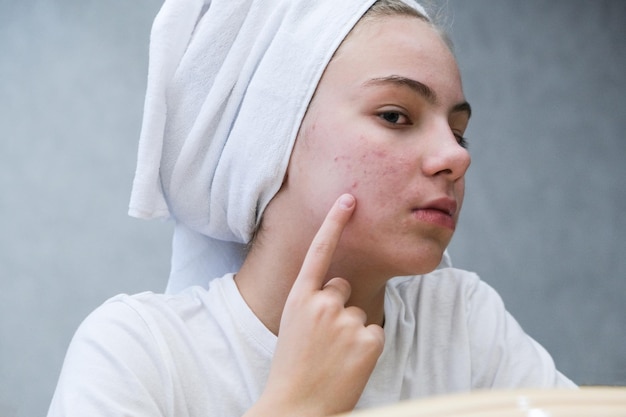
[383,267,488,350]
[48,277,236,416]
[80,288,203,332]
[63,274,242,373]
[47,293,181,416]
[386,267,487,312]
[63,288,209,372]
[386,267,531,340]
[385,269,576,389]
[77,275,237,346]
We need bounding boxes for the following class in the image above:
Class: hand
[249,194,385,417]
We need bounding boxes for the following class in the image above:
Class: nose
[421,125,471,181]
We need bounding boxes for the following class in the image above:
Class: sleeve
[47,297,172,417]
[465,279,577,389]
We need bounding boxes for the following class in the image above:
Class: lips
[411,197,458,230]
[419,197,457,217]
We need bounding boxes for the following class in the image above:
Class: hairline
[358,0,454,52]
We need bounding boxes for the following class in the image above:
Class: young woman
[48,0,575,416]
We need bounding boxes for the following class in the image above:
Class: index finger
[292,193,356,293]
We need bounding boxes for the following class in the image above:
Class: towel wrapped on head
[129,0,439,294]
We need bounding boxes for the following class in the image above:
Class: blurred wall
[446,0,626,387]
[0,1,169,417]
[0,1,624,416]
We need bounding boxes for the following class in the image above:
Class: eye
[378,110,410,126]
[454,132,469,149]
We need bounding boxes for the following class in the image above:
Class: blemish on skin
[334,154,352,163]
[359,149,388,162]
[383,164,398,175]
[351,181,359,189]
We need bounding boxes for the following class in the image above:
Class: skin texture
[239,14,471,417]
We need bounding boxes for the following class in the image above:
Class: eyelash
[378,110,410,126]
[455,133,469,149]
[379,111,469,149]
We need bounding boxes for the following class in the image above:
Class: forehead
[320,15,464,105]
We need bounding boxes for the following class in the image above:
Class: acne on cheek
[332,155,358,189]
[333,146,406,195]
[358,147,403,177]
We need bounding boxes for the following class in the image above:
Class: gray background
[1,1,624,416]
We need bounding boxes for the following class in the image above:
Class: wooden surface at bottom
[336,387,626,417]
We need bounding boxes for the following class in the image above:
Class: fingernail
[338,194,355,209]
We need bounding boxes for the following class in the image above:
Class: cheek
[454,177,466,215]
[334,140,411,200]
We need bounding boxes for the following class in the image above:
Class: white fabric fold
[129,0,431,292]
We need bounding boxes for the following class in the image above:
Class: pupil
[384,112,399,123]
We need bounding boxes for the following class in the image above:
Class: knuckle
[315,294,338,312]
[367,328,385,353]
[307,293,342,320]
[330,277,351,294]
[359,334,383,357]
[345,306,366,323]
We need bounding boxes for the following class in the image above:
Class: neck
[234,230,389,335]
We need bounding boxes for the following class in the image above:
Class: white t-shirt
[47,268,575,417]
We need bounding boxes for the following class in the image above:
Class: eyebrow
[364,75,472,119]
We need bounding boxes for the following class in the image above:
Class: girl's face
[283,15,471,278]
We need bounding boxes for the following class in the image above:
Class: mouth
[411,198,458,230]
[420,198,457,217]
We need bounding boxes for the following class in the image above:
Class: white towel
[129,0,432,293]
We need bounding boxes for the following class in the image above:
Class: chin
[408,260,442,276]
[393,245,447,277]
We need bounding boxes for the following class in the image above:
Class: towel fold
[129,0,432,293]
